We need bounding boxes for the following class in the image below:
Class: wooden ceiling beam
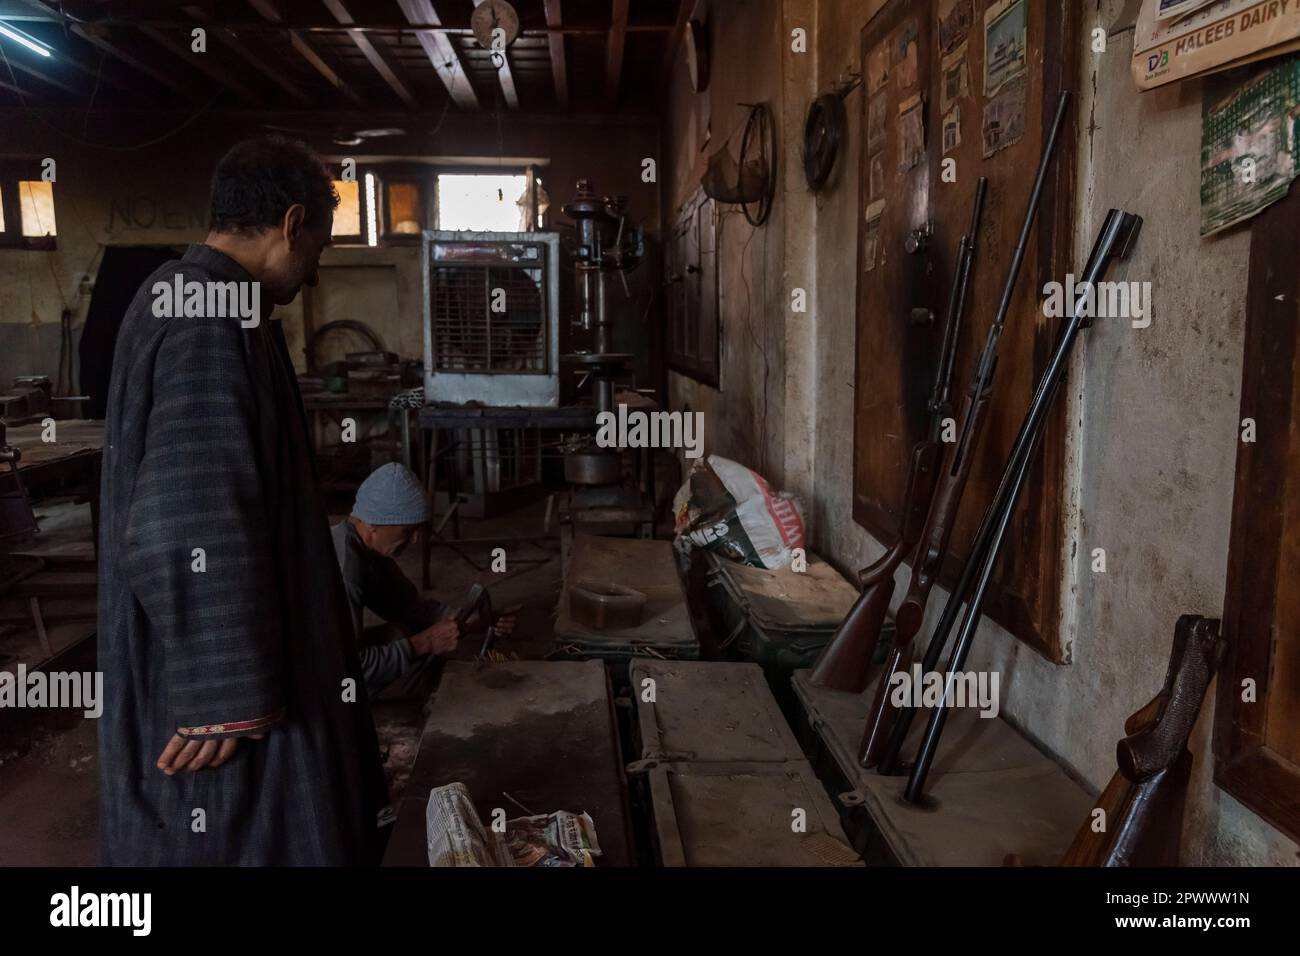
[660,0,691,94]
[605,0,628,109]
[138,24,263,104]
[184,5,310,104]
[289,30,364,105]
[396,0,477,110]
[321,0,419,110]
[245,0,363,106]
[471,0,518,110]
[542,0,567,109]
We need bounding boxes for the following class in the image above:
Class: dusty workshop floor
[0,495,564,866]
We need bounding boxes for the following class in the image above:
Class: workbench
[381,659,635,867]
[0,418,104,545]
[792,668,1094,866]
[0,419,105,664]
[554,534,699,663]
[630,661,861,866]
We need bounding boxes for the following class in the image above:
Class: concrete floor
[0,495,565,866]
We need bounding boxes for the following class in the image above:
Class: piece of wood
[543,0,569,108]
[852,0,1080,661]
[630,660,806,763]
[605,0,629,108]
[184,5,311,104]
[138,25,263,105]
[399,0,480,110]
[633,661,860,866]
[659,0,691,95]
[1213,176,1300,845]
[6,419,103,470]
[322,0,420,109]
[1063,616,1224,866]
[288,30,364,104]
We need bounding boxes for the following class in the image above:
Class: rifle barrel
[930,177,988,430]
[876,94,1072,774]
[952,93,1070,469]
[903,209,1143,802]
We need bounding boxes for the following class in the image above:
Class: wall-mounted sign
[1134,0,1300,91]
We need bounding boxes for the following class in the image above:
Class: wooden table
[1,419,104,544]
[554,534,698,660]
[381,659,635,867]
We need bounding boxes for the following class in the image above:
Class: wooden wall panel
[852,0,1079,661]
[1214,181,1300,844]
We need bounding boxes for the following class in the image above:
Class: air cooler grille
[430,264,546,373]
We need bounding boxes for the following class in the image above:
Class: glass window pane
[436,174,527,232]
[332,179,360,236]
[19,181,56,237]
[387,181,423,235]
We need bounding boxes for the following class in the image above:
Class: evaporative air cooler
[421,230,561,406]
[420,230,561,515]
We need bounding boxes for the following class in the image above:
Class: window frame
[432,165,532,233]
[0,159,57,251]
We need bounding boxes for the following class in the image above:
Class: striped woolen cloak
[97,244,387,865]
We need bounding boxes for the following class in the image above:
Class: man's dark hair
[209,136,338,235]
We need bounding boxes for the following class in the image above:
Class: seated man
[332,463,513,693]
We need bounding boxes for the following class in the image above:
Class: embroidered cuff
[177,706,286,739]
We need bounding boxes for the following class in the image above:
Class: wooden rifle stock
[858,184,989,763]
[1061,616,1224,866]
[809,440,940,692]
[859,389,989,764]
[811,178,988,695]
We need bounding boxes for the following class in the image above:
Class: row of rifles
[809,92,1145,802]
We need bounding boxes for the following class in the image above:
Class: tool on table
[454,583,499,659]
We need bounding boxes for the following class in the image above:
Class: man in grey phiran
[97,137,388,865]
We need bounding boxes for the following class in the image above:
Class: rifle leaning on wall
[1060,615,1225,866]
[808,176,987,693]
[811,91,1072,696]
[857,96,1076,762]
[881,207,1145,799]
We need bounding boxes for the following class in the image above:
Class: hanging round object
[803,93,846,192]
[471,0,521,51]
[739,103,777,227]
[685,19,710,92]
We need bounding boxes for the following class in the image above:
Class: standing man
[98,137,388,865]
